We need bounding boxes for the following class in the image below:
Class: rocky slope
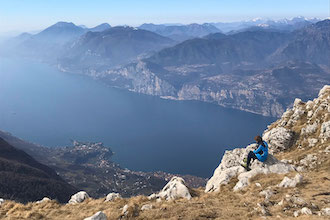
[0,86,328,219]
[0,137,77,203]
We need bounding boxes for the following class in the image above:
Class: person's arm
[253,144,264,155]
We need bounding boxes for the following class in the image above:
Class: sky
[0,0,329,35]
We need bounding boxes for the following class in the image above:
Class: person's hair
[254,135,263,143]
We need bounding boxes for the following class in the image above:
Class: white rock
[301,122,318,135]
[148,193,157,200]
[260,189,273,201]
[141,204,153,211]
[300,154,317,168]
[36,197,51,204]
[255,183,262,187]
[263,127,294,153]
[307,138,318,147]
[318,85,330,97]
[278,174,303,188]
[0,198,4,205]
[301,207,312,215]
[206,144,295,192]
[233,159,295,191]
[293,210,300,217]
[157,176,191,200]
[84,211,107,220]
[319,207,330,216]
[122,204,129,215]
[68,191,89,204]
[105,193,121,202]
[320,121,330,140]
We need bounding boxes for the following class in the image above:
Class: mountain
[138,23,221,41]
[58,26,175,73]
[0,137,77,203]
[279,19,330,64]
[212,16,321,33]
[2,22,87,61]
[88,23,111,32]
[1,86,329,219]
[84,20,329,117]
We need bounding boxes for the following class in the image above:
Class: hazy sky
[0,0,329,34]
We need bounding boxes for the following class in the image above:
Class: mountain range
[1,18,329,117]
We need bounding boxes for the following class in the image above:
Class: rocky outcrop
[278,174,303,188]
[206,85,329,194]
[36,197,51,204]
[105,193,121,202]
[149,176,191,200]
[262,127,295,153]
[68,191,89,204]
[84,211,107,220]
[205,145,295,192]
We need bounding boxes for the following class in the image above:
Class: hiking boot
[240,163,251,171]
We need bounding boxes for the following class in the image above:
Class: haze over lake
[0,58,275,177]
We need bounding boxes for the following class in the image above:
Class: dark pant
[247,151,257,168]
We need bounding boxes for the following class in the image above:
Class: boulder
[301,122,318,136]
[294,207,312,217]
[36,197,51,204]
[206,146,295,192]
[84,211,107,220]
[260,188,274,201]
[278,174,303,188]
[320,121,330,140]
[151,176,191,200]
[68,191,89,204]
[262,127,295,153]
[122,204,129,215]
[105,193,121,202]
[319,208,330,216]
[141,204,153,211]
[0,198,4,205]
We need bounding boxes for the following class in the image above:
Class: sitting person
[241,135,268,171]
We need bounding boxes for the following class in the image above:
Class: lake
[0,58,275,177]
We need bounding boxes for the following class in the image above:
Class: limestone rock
[105,193,121,202]
[320,121,330,140]
[84,211,107,220]
[278,174,303,188]
[141,204,153,211]
[319,208,330,216]
[122,204,129,215]
[318,85,330,97]
[263,127,295,153]
[206,145,295,192]
[233,158,295,191]
[36,197,51,204]
[260,188,274,201]
[301,122,318,136]
[153,176,191,200]
[68,191,89,204]
[299,154,318,168]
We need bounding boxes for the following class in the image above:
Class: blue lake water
[0,58,275,177]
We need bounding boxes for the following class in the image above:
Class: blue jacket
[253,141,268,162]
